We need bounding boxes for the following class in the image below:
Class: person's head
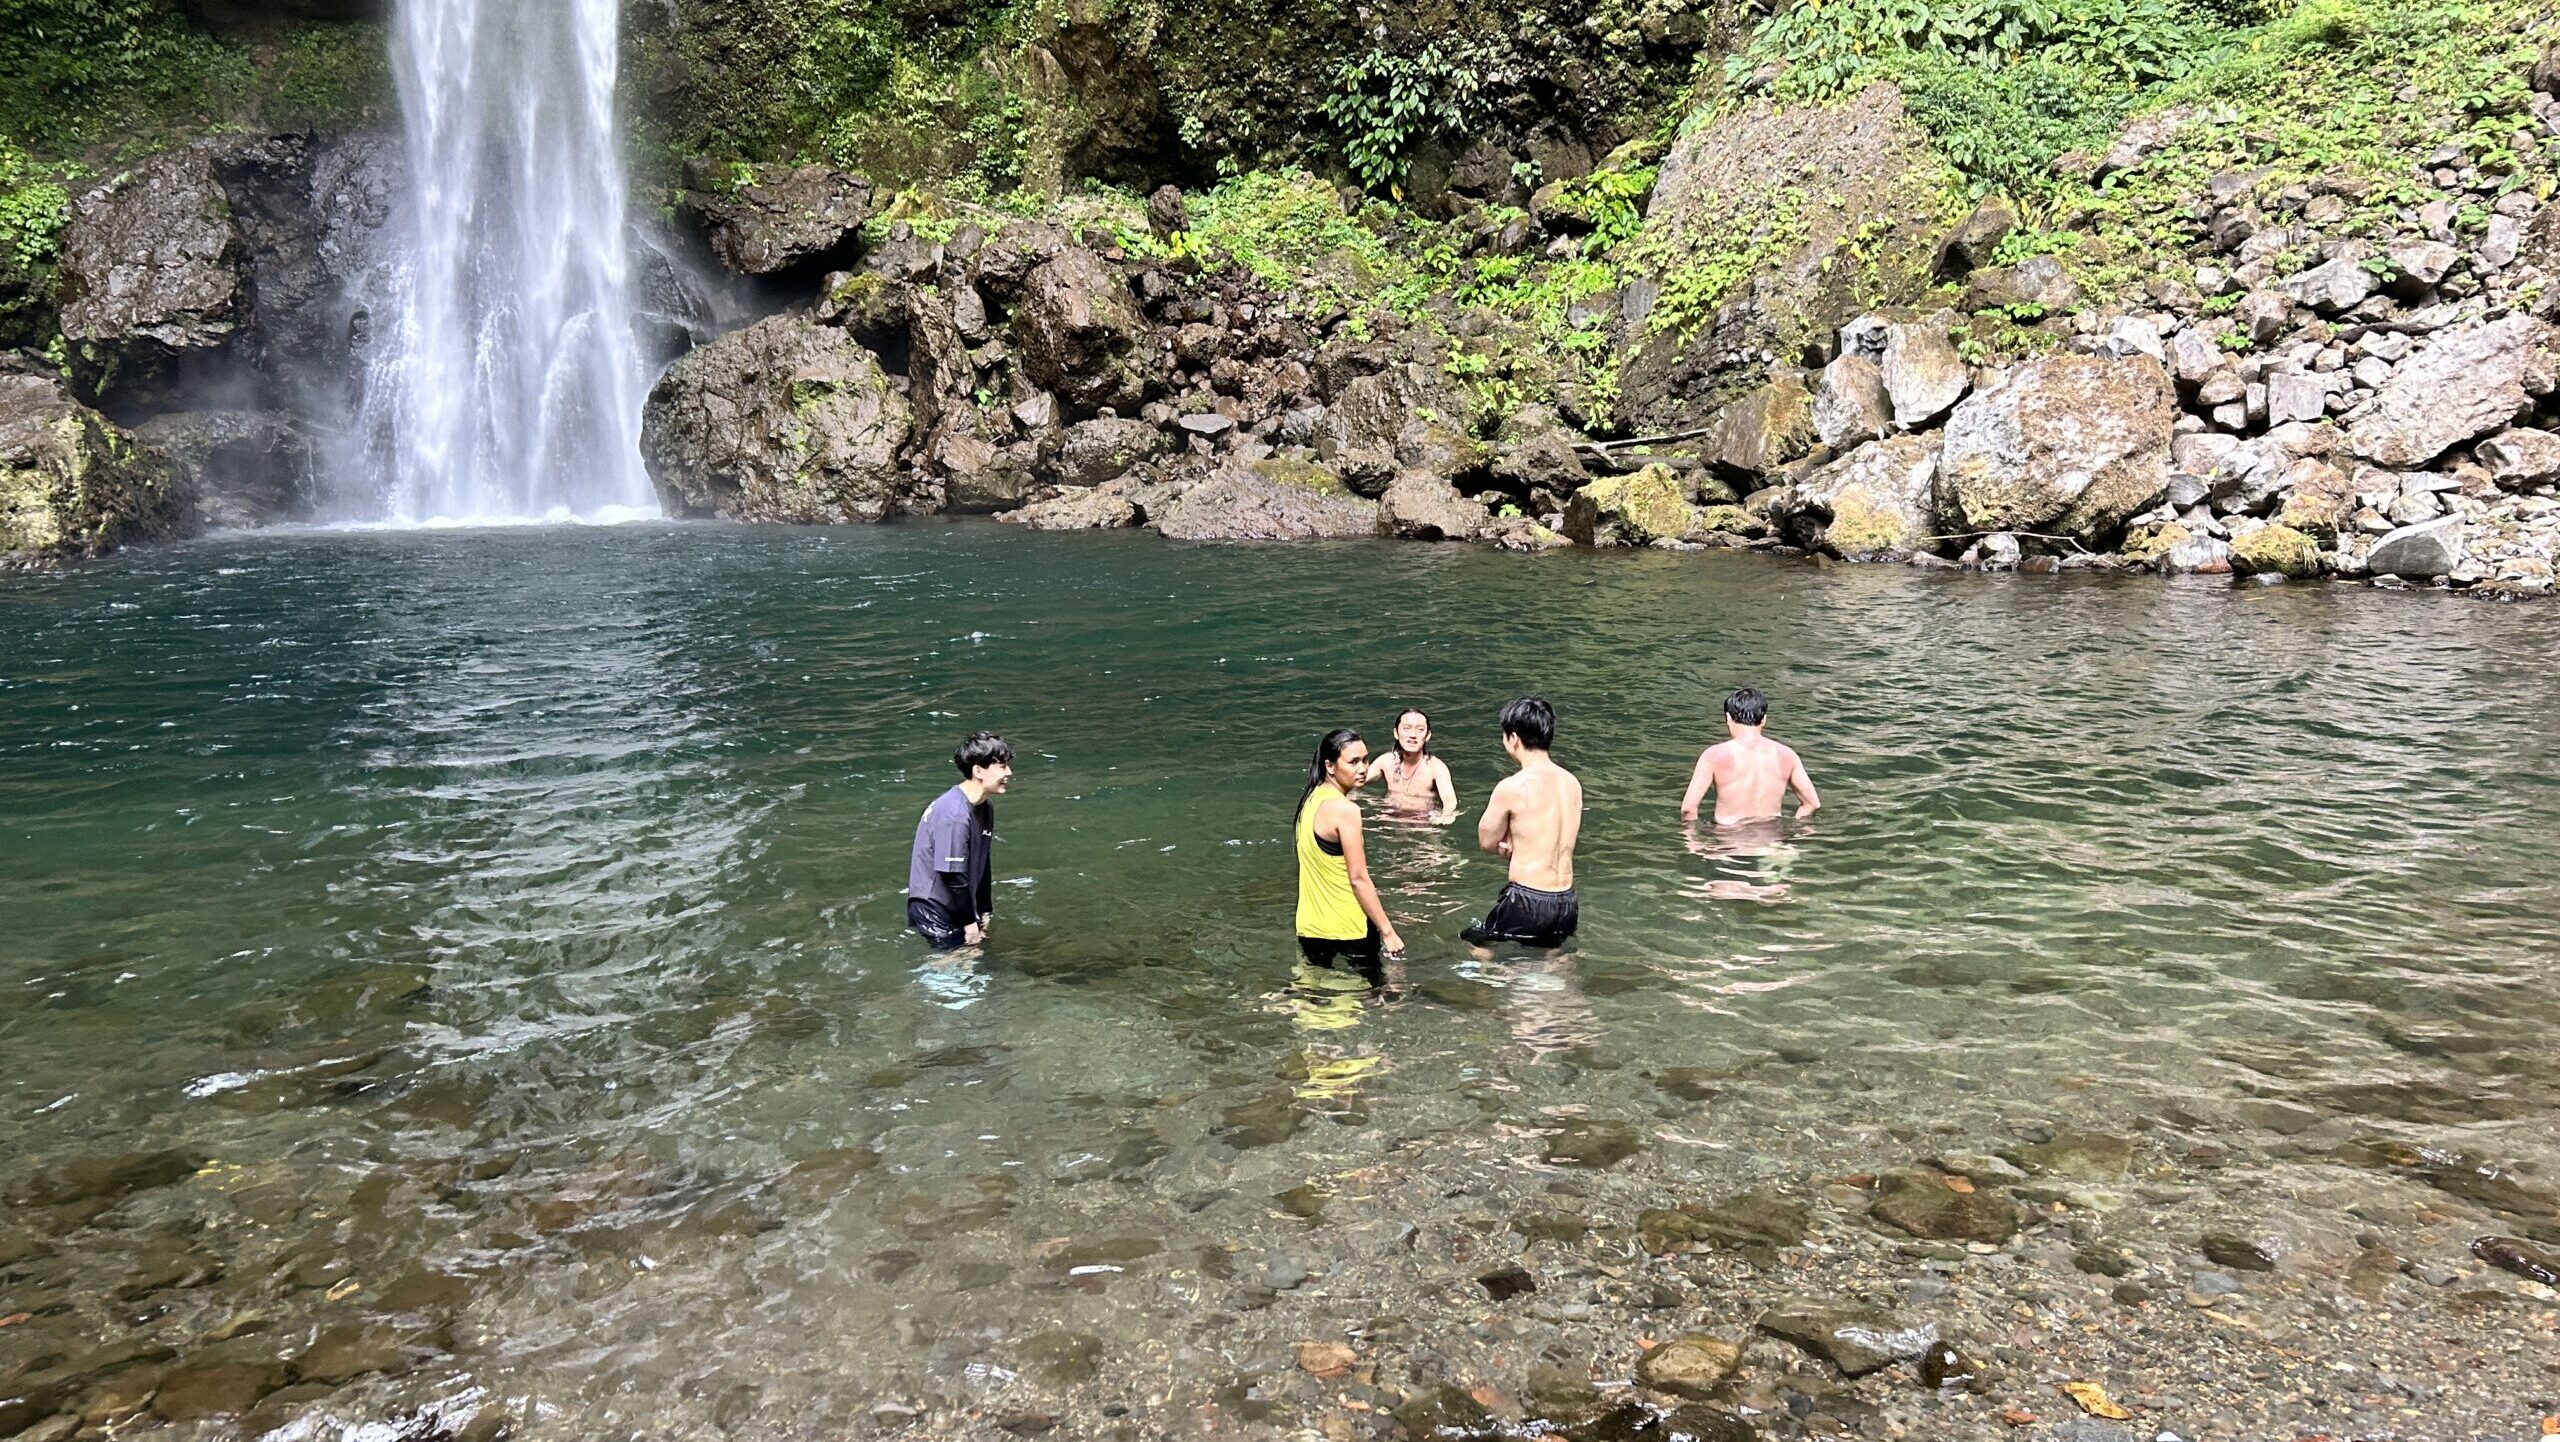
[1391,707,1432,758]
[954,730,1014,794]
[1297,727,1368,817]
[1499,695,1555,760]
[1723,687,1769,734]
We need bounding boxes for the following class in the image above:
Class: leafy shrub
[1320,45,1485,195]
[0,138,70,271]
[0,0,249,148]
[1898,52,2129,199]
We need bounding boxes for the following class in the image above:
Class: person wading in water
[1366,707,1458,823]
[1463,696,1583,949]
[1295,728,1407,985]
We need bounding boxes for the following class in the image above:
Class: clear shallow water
[3,524,2557,1435]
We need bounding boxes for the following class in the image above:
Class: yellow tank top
[1295,788,1368,940]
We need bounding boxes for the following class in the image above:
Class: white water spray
[360,0,658,524]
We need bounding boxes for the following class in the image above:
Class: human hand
[963,921,985,946]
[1381,928,1405,959]
[1795,801,1820,819]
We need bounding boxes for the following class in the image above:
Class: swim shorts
[909,898,969,950]
[1461,883,1579,948]
[1297,926,1384,983]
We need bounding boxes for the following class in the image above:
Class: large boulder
[1,369,182,566]
[1154,459,1378,540]
[1377,470,1492,541]
[1812,353,1893,451]
[1615,83,1953,430]
[1699,372,1817,486]
[55,146,248,412]
[2364,514,2465,578]
[1564,465,1692,546]
[133,410,317,530]
[640,312,915,523]
[1013,246,1153,418]
[680,160,874,278]
[1052,417,1170,488]
[1840,313,1968,429]
[1316,363,1473,492]
[1938,352,2176,544]
[1774,434,1942,561]
[2348,316,2559,467]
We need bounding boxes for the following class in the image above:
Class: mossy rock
[1693,503,1756,536]
[1564,463,1692,546]
[1251,458,1347,494]
[2119,521,2191,567]
[2230,523,2322,578]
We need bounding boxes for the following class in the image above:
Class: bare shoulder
[1429,755,1454,780]
[1775,739,1806,765]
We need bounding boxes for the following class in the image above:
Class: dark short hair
[1724,688,1768,726]
[1500,695,1555,750]
[954,730,1013,775]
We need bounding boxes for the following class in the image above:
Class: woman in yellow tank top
[1295,728,1405,977]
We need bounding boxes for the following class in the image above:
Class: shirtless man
[1366,707,1458,821]
[1462,696,1584,948]
[1680,687,1820,826]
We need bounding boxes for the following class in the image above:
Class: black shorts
[909,898,969,950]
[1298,926,1383,982]
[1462,883,1579,948]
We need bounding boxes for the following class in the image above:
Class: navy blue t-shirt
[906,784,993,920]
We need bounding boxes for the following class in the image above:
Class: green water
[3,523,2556,1436]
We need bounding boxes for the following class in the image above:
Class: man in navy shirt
[907,731,1012,948]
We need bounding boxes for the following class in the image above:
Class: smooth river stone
[2006,1131,2139,1181]
[1637,1334,1744,1399]
[1756,1298,1938,1376]
[1868,1168,2023,1243]
[15,1149,204,1207]
[1543,1117,1643,1169]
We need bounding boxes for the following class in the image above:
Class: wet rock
[1564,465,1691,546]
[1650,1067,1727,1103]
[1512,1210,1590,1244]
[291,1323,413,1384]
[680,160,873,277]
[1216,1088,1304,1148]
[1869,1167,2023,1244]
[1019,1329,1103,1384]
[56,145,246,411]
[134,410,317,530]
[149,1360,285,1421]
[1685,1191,1813,1251]
[1917,1341,1978,1389]
[2472,1235,2559,1285]
[1155,458,1378,541]
[2007,1131,2138,1182]
[1756,1298,1936,1377]
[1930,1152,2027,1185]
[1773,433,1942,561]
[2229,522,2321,578]
[15,1148,204,1207]
[0,370,184,568]
[1146,185,1187,241]
[1014,245,1153,418]
[1543,1117,1643,1169]
[1477,1264,1537,1301]
[1274,1184,1329,1220]
[2364,514,2465,578]
[641,311,915,524]
[1939,352,2174,544]
[1001,477,1143,530]
[1294,1340,1357,1377]
[1636,1334,1743,1400]
[2347,315,2559,467]
[1378,470,1492,541]
[2200,1230,2281,1272]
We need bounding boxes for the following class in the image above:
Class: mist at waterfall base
[349,0,660,527]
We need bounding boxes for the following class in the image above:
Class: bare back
[1491,759,1582,890]
[1704,735,1801,825]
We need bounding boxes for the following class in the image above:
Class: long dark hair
[1295,727,1363,823]
[1392,706,1433,761]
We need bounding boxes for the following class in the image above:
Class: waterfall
[359,0,657,524]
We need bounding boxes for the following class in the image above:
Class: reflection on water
[3,523,2560,1436]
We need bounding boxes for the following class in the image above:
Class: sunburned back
[1500,762,1582,889]
[1708,737,1797,824]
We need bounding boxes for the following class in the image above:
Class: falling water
[360,0,657,523]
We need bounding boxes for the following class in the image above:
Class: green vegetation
[1320,45,1486,195]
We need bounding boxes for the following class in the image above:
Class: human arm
[1787,748,1821,819]
[1432,759,1459,824]
[1475,779,1515,859]
[1679,749,1715,823]
[1328,796,1405,955]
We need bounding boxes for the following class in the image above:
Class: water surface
[3,524,2555,1435]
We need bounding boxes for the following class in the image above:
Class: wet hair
[1392,707,1433,757]
[1724,688,1769,726]
[954,730,1014,776]
[1499,695,1555,750]
[1296,727,1364,821]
